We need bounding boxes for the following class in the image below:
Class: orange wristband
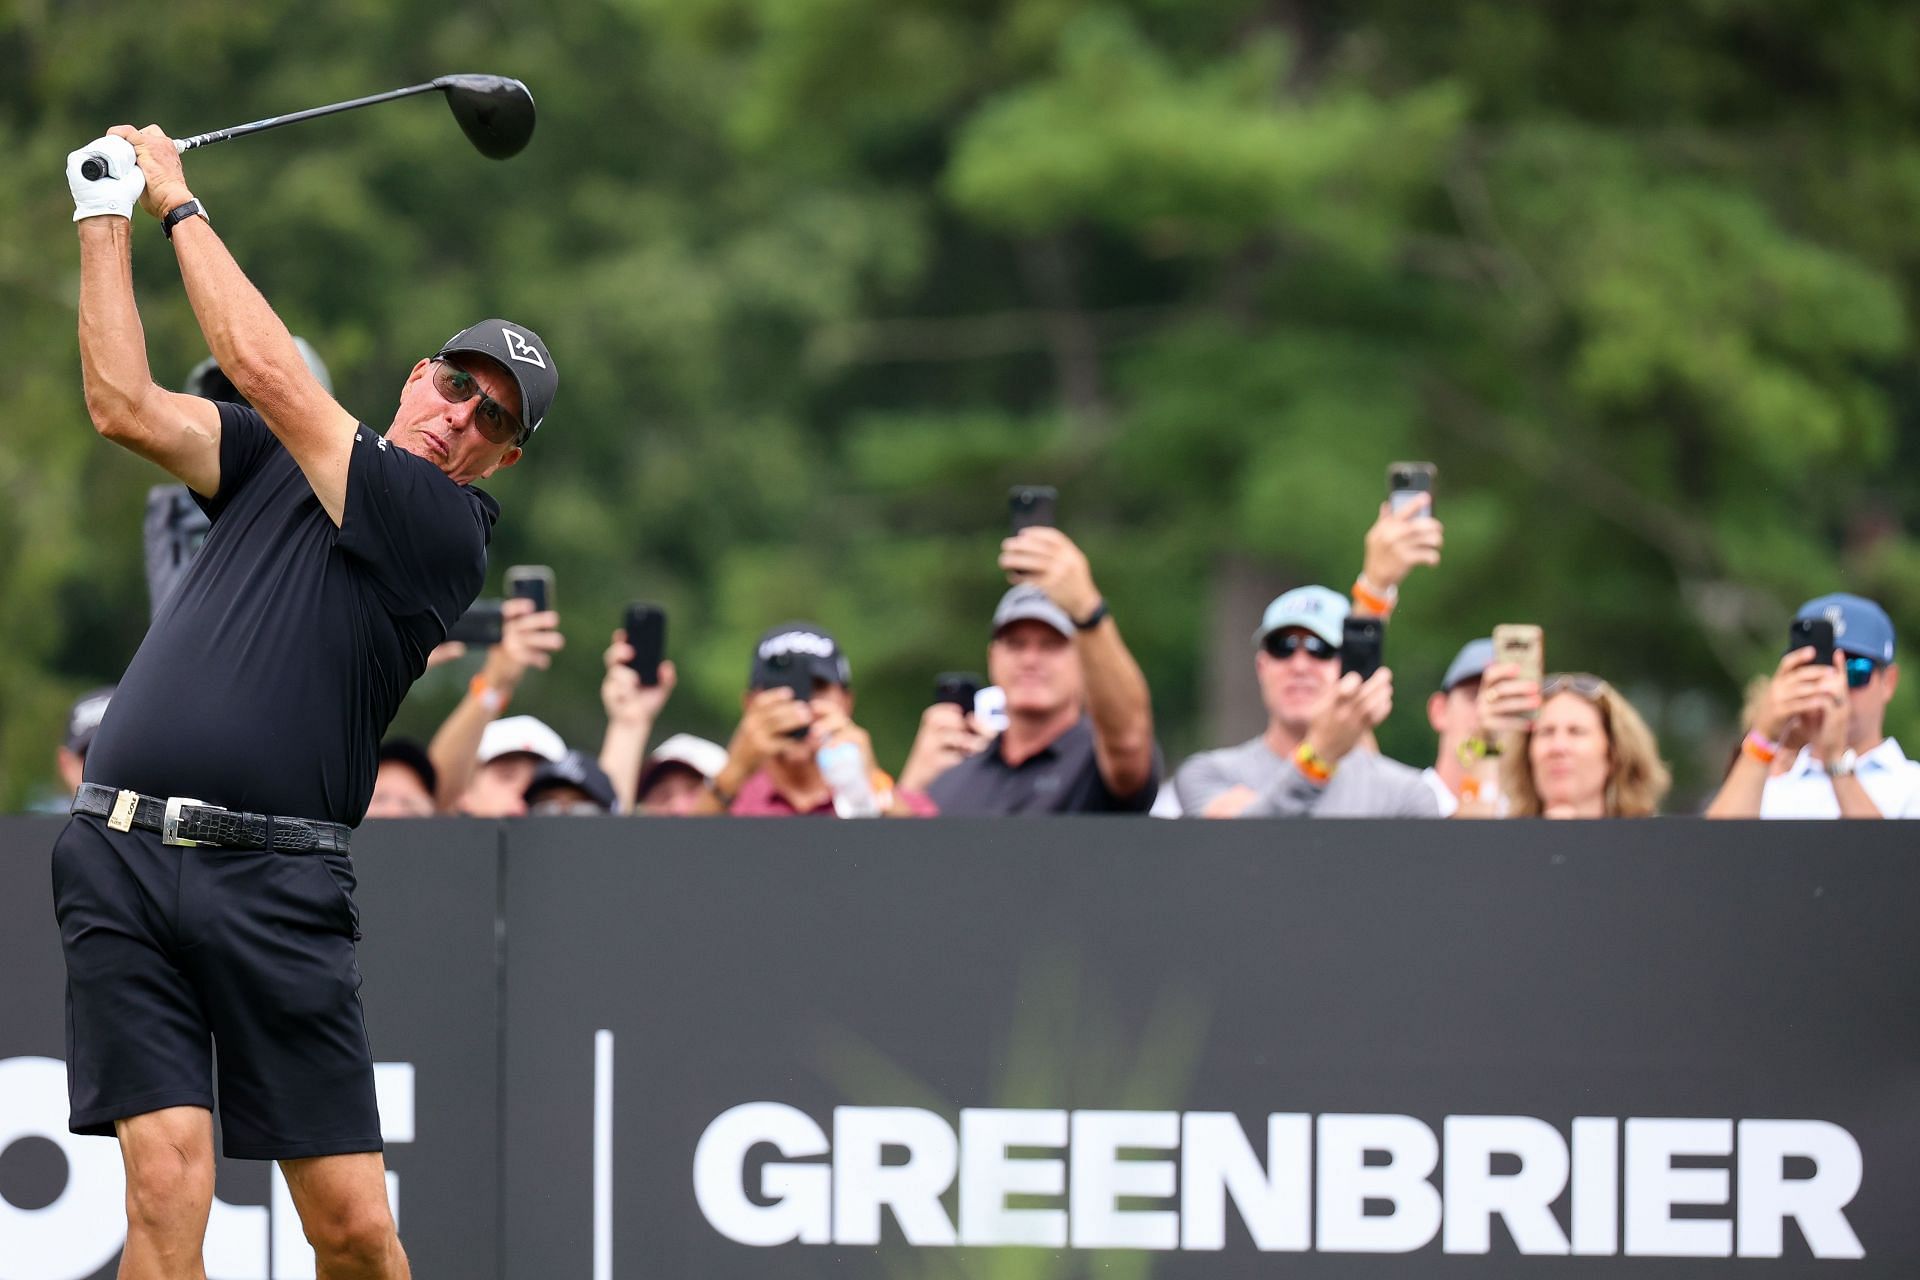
[1351,577,1397,616]
[1742,730,1778,766]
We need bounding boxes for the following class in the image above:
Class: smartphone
[973,685,1010,736]
[934,672,983,710]
[506,564,555,614]
[1387,461,1437,517]
[758,653,815,739]
[447,598,504,646]
[1009,485,1059,535]
[623,602,667,686]
[1340,616,1385,680]
[1492,624,1544,686]
[1788,618,1836,668]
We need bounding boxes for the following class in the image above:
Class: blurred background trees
[4,0,1916,808]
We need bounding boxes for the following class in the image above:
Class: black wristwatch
[161,199,210,240]
[1073,598,1110,630]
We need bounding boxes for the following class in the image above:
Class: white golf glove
[67,136,145,223]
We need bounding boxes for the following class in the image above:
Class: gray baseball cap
[992,584,1074,638]
[435,318,557,439]
[1440,638,1496,692]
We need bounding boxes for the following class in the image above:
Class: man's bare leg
[280,1151,411,1279]
[116,1106,215,1280]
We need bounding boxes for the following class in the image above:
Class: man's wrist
[1293,741,1336,786]
[468,673,511,715]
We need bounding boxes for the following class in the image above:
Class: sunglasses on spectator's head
[1264,631,1338,661]
[430,358,527,447]
[1542,671,1609,699]
[1845,656,1878,689]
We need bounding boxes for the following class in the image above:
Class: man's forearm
[1075,619,1155,793]
[427,687,503,811]
[77,219,156,431]
[1831,775,1884,819]
[168,218,315,418]
[598,717,655,814]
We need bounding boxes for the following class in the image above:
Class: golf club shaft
[80,81,441,180]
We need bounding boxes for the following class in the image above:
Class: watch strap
[161,199,209,240]
[1073,599,1110,631]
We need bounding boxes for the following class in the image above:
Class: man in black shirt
[909,527,1160,813]
[60,125,556,1276]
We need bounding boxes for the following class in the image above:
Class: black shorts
[50,813,383,1160]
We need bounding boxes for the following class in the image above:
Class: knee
[306,1200,399,1270]
[123,1140,213,1238]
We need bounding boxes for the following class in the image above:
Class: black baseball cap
[524,750,617,812]
[434,318,558,439]
[749,622,852,690]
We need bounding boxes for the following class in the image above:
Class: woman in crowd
[1503,673,1670,817]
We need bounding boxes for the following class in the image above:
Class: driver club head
[432,74,537,160]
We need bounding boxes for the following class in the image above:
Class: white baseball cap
[477,715,567,766]
[1252,585,1349,648]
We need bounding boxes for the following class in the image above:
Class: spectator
[1490,672,1670,818]
[1707,594,1919,818]
[457,715,568,817]
[56,686,116,799]
[1421,639,1494,817]
[595,625,680,813]
[1176,587,1434,818]
[524,750,617,816]
[426,594,565,809]
[908,522,1158,812]
[694,622,933,817]
[635,735,729,815]
[366,738,438,819]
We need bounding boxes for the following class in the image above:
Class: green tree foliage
[3,0,1915,808]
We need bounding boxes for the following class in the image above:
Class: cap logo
[502,328,547,369]
[1825,604,1846,637]
[759,631,836,661]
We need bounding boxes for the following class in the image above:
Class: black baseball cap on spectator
[749,622,852,690]
[525,750,617,813]
[66,686,116,757]
[378,737,438,799]
[434,319,558,440]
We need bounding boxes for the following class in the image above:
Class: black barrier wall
[6,817,1920,1278]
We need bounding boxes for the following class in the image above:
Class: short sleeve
[1173,750,1233,813]
[337,426,496,624]
[192,402,278,521]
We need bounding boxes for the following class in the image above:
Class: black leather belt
[73,783,351,855]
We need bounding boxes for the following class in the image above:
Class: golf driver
[79,74,534,180]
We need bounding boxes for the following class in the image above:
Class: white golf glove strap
[67,136,145,223]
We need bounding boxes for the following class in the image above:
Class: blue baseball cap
[1253,586,1349,648]
[1795,593,1895,665]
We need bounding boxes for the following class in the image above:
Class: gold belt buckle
[162,796,224,847]
[107,790,139,833]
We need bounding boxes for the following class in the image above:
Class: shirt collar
[1785,737,1910,778]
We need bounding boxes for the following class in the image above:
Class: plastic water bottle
[816,741,882,818]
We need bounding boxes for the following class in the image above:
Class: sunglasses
[1264,631,1338,661]
[1846,656,1878,689]
[429,359,527,446]
[1541,671,1609,699]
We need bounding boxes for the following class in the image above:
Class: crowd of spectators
[50,470,1920,823]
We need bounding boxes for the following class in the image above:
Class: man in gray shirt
[1175,585,1439,818]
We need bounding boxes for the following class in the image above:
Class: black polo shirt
[86,404,497,825]
[926,715,1160,815]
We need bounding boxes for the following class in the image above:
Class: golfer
[59,125,555,1277]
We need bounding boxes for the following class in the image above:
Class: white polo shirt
[1420,766,1460,817]
[1759,738,1920,818]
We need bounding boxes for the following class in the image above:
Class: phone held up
[759,654,815,740]
[623,603,667,687]
[934,672,983,711]
[505,564,555,615]
[1787,617,1836,669]
[1008,485,1058,535]
[446,598,504,646]
[1492,624,1544,719]
[1340,616,1384,681]
[1387,461,1437,517]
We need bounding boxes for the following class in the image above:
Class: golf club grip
[79,134,205,182]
